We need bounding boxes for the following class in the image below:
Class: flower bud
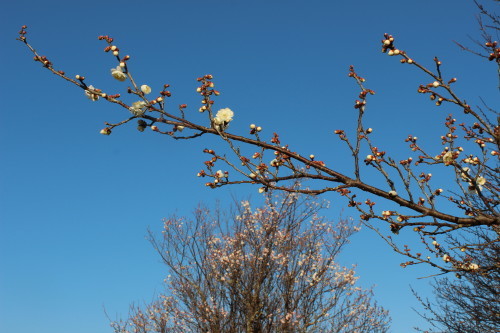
[100,128,111,135]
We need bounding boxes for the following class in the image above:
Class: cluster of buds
[485,41,500,62]
[256,163,269,173]
[18,25,27,41]
[399,57,414,64]
[462,156,480,165]
[240,156,250,165]
[269,158,283,168]
[440,132,458,142]
[417,85,431,94]
[203,148,216,155]
[405,135,421,151]
[396,215,407,222]
[204,156,217,168]
[103,45,122,58]
[159,84,172,98]
[249,124,262,134]
[461,262,480,271]
[347,65,366,82]
[399,157,413,166]
[360,214,371,221]
[334,129,346,140]
[195,75,219,112]
[365,199,376,207]
[354,99,366,110]
[98,35,114,43]
[367,147,385,158]
[435,97,445,106]
[34,54,52,67]
[419,172,432,183]
[381,34,403,57]
[337,188,352,196]
[474,139,486,148]
[213,170,228,183]
[271,133,280,145]
[365,154,377,164]
[306,160,326,169]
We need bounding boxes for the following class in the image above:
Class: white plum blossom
[442,151,455,165]
[468,176,487,194]
[469,263,479,270]
[129,100,148,116]
[110,66,127,82]
[213,108,234,126]
[460,167,471,181]
[141,84,152,94]
[85,85,99,101]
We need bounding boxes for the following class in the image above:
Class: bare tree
[16,3,499,275]
[109,191,390,332]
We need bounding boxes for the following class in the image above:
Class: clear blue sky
[1,0,498,332]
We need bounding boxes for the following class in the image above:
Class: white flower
[176,125,184,132]
[468,176,486,194]
[432,81,440,88]
[443,254,451,262]
[442,151,454,165]
[129,100,148,116]
[110,66,127,82]
[141,85,152,94]
[469,263,479,270]
[213,108,234,125]
[85,85,99,101]
[388,190,397,197]
[215,170,225,178]
[270,159,279,167]
[460,167,471,181]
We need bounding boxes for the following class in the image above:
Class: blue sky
[1,0,498,332]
